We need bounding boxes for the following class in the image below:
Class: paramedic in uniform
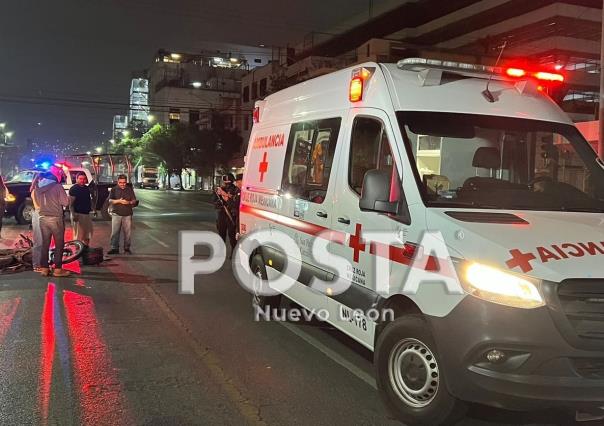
[213,173,240,251]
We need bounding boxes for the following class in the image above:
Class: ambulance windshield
[398,112,604,212]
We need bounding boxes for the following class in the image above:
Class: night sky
[0,0,392,155]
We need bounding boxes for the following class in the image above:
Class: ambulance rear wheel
[250,254,281,315]
[375,315,466,426]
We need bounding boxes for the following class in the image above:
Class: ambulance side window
[281,117,341,203]
[349,116,399,196]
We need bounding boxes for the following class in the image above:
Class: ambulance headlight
[460,262,544,309]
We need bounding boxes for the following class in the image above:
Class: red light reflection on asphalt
[0,298,21,346]
[63,260,81,274]
[0,297,21,345]
[38,284,56,425]
[63,290,131,424]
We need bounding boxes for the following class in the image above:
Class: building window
[189,110,200,125]
[251,82,258,100]
[243,86,250,103]
[259,78,268,97]
[169,109,181,124]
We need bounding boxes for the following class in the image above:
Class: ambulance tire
[375,314,466,426]
[250,254,281,315]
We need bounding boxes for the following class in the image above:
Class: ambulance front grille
[557,280,604,345]
[573,358,604,379]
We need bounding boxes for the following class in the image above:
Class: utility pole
[599,0,604,159]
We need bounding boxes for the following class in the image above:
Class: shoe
[124,249,132,254]
[107,249,119,255]
[38,268,51,276]
[52,269,71,277]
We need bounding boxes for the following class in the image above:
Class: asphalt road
[0,190,579,425]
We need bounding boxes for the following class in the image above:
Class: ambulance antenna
[482,40,507,103]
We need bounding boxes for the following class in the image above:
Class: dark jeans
[40,216,65,269]
[216,210,236,249]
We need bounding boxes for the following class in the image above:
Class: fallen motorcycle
[0,234,85,274]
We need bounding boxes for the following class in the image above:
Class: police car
[240,59,604,425]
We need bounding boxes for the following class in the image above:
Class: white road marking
[147,232,170,248]
[279,321,377,390]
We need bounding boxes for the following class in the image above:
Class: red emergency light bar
[505,67,564,82]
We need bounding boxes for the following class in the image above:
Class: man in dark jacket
[69,173,93,246]
[108,175,138,255]
[212,173,240,250]
[34,172,71,277]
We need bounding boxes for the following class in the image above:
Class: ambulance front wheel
[375,315,466,426]
[250,254,281,315]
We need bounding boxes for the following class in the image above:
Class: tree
[145,124,203,190]
[190,112,243,175]
[127,114,243,191]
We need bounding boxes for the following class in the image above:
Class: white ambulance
[240,59,604,425]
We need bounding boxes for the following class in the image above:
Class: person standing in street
[34,171,71,277]
[30,175,43,272]
[212,173,240,252]
[69,173,93,246]
[0,176,7,241]
[108,175,137,255]
[233,173,243,239]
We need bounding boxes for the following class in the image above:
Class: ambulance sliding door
[278,117,343,309]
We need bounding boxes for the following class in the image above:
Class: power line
[0,93,253,114]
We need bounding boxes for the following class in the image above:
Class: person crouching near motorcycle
[33,171,71,277]
[212,173,240,253]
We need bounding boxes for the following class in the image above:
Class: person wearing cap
[212,173,240,251]
[33,171,71,277]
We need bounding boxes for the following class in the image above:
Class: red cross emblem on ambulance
[258,152,269,182]
[349,224,366,263]
[505,249,536,273]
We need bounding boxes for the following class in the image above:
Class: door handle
[316,211,328,218]
[337,217,351,225]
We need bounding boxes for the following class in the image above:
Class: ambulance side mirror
[359,170,398,215]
